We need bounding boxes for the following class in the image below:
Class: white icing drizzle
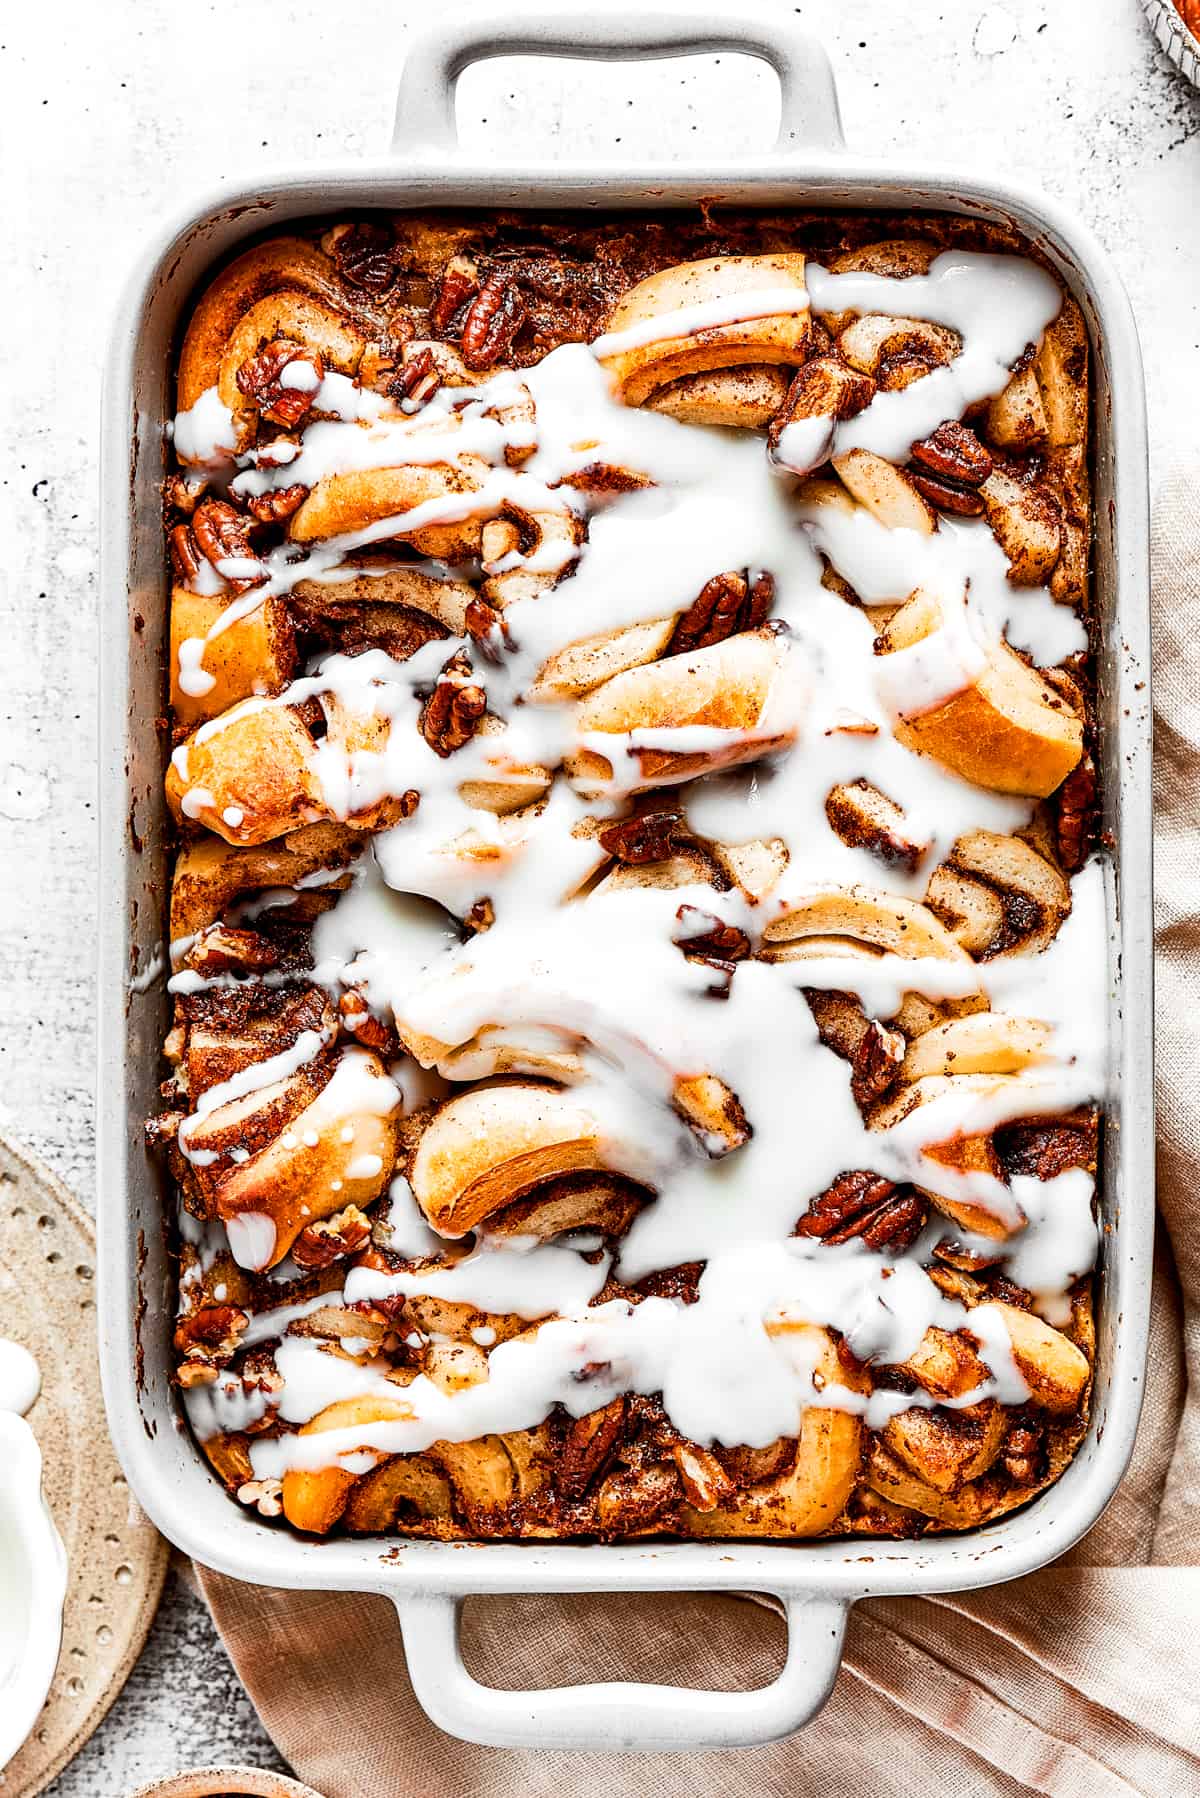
[777,251,1064,470]
[168,248,1106,1481]
[173,389,237,467]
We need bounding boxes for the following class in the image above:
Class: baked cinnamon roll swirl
[152,208,1102,1543]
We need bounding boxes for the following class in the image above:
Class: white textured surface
[0,0,1195,1790]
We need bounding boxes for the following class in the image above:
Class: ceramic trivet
[125,1770,325,1798]
[0,1133,169,1797]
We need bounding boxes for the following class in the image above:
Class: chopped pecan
[671,1443,735,1511]
[672,904,751,970]
[1055,749,1096,873]
[239,1347,286,1400]
[464,898,495,934]
[389,345,441,409]
[338,987,401,1057]
[430,254,481,332]
[235,339,325,429]
[1002,1419,1046,1486]
[163,472,207,516]
[168,522,201,582]
[292,1204,373,1270]
[244,483,310,525]
[464,596,508,661]
[175,1360,220,1389]
[795,1170,928,1253]
[631,1262,704,1305]
[190,499,264,593]
[849,1018,906,1106]
[558,1398,626,1500]
[460,270,527,370]
[419,651,487,756]
[173,1304,249,1374]
[665,569,775,656]
[332,221,403,293]
[237,1477,284,1518]
[598,809,688,866]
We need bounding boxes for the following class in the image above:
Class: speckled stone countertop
[2,0,1196,1790]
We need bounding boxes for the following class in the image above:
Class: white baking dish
[97,11,1153,1751]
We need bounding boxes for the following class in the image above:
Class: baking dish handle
[392,12,844,158]
[393,1590,847,1749]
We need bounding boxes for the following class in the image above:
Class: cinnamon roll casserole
[151,212,1103,1541]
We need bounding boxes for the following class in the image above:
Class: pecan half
[795,1170,928,1252]
[666,569,774,656]
[558,1397,626,1500]
[430,254,481,333]
[168,522,201,582]
[236,339,325,429]
[598,809,688,865]
[908,471,986,517]
[292,1204,373,1270]
[908,422,994,517]
[910,421,994,486]
[188,499,264,593]
[244,483,310,526]
[419,651,487,756]
[332,221,403,293]
[1054,749,1096,873]
[460,270,527,370]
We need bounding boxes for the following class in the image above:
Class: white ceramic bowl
[0,1412,68,1771]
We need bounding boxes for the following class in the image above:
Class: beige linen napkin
[199,469,1200,1796]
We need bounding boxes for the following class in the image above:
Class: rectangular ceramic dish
[97,11,1153,1750]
